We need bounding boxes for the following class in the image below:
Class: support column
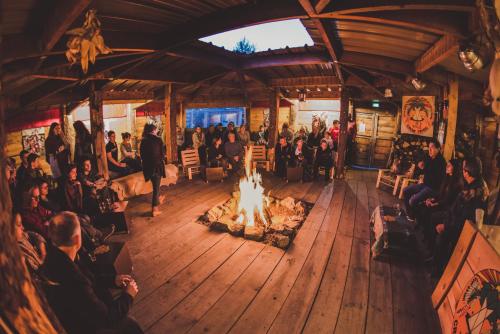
[89,82,108,179]
[336,87,349,178]
[268,88,280,148]
[164,83,177,163]
[443,75,458,160]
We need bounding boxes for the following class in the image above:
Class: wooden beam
[299,0,344,84]
[340,51,413,74]
[270,75,340,87]
[39,0,91,53]
[268,88,280,148]
[89,82,109,180]
[336,87,349,178]
[241,51,330,69]
[164,83,177,163]
[342,65,385,98]
[443,76,458,160]
[315,0,331,13]
[324,1,474,15]
[415,35,460,73]
[186,72,231,102]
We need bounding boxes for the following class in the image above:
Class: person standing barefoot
[140,124,165,217]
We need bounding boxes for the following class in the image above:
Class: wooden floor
[117,170,440,334]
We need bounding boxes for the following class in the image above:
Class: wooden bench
[376,164,415,197]
[110,164,178,200]
[181,149,202,180]
[432,221,499,333]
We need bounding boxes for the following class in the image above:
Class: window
[185,107,246,129]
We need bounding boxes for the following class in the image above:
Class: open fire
[198,149,311,249]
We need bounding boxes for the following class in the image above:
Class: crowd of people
[176,119,356,182]
[401,140,490,278]
[5,120,145,333]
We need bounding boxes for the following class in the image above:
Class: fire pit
[197,150,312,249]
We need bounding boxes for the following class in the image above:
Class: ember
[198,149,311,249]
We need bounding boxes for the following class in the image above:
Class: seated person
[78,158,110,216]
[256,125,268,147]
[106,130,132,177]
[6,158,19,210]
[192,126,207,165]
[223,122,239,144]
[403,140,446,220]
[274,136,292,178]
[314,139,334,181]
[207,137,228,169]
[430,158,489,277]
[41,212,143,334]
[38,179,62,212]
[238,124,251,146]
[224,133,244,173]
[290,138,313,181]
[21,153,46,191]
[20,185,53,239]
[120,132,142,172]
[280,123,293,144]
[15,213,46,276]
[16,150,30,186]
[63,165,84,214]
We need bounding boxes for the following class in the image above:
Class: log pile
[392,135,431,168]
[198,194,311,249]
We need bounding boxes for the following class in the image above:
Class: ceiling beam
[339,51,414,74]
[270,75,340,87]
[241,51,330,69]
[236,72,249,105]
[323,1,474,15]
[415,35,460,73]
[39,0,92,53]
[299,0,344,84]
[315,0,331,13]
[341,65,386,98]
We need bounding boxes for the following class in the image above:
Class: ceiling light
[316,87,321,92]
[327,87,332,92]
[411,77,427,91]
[384,88,393,98]
[296,88,300,92]
[305,88,311,92]
[458,46,484,72]
[299,91,307,102]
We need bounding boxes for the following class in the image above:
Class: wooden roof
[1,0,493,116]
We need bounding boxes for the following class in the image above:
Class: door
[354,109,396,168]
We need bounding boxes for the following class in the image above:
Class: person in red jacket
[20,185,53,239]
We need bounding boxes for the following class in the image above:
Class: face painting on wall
[401,96,435,138]
[21,128,46,156]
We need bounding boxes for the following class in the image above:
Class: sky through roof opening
[200,19,313,52]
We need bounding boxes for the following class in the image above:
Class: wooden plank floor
[117,170,440,333]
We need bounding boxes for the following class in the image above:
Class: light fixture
[296,88,300,92]
[384,88,393,98]
[327,87,332,92]
[298,90,307,102]
[305,88,311,92]
[411,77,427,91]
[458,46,484,72]
[316,87,321,92]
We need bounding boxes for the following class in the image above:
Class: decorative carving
[65,9,112,74]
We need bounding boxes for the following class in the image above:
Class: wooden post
[443,76,459,160]
[336,87,349,178]
[89,82,108,179]
[268,88,280,147]
[164,83,177,163]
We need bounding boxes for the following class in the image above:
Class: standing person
[73,121,93,168]
[45,122,70,181]
[22,153,45,190]
[215,123,224,140]
[274,136,292,178]
[16,150,30,186]
[403,140,447,220]
[106,131,131,177]
[205,125,216,150]
[192,126,206,165]
[280,123,293,144]
[346,117,357,166]
[329,120,340,151]
[307,127,322,148]
[120,132,142,172]
[176,126,185,162]
[140,124,166,217]
[238,124,251,146]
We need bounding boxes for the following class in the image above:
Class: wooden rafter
[341,65,385,98]
[315,0,331,14]
[415,35,460,73]
[299,0,344,84]
[236,72,249,105]
[270,75,340,87]
[324,0,474,15]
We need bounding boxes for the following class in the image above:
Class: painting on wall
[22,127,46,156]
[401,96,435,137]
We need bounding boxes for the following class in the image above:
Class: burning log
[244,226,265,241]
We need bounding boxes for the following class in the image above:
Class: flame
[237,147,269,227]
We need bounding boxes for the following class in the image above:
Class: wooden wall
[249,107,290,132]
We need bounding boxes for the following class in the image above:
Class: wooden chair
[318,166,334,180]
[398,174,424,199]
[376,163,415,196]
[181,149,201,180]
[251,145,271,172]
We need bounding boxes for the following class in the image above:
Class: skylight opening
[200,19,314,53]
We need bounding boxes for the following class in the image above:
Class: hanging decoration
[401,96,435,137]
[65,9,112,74]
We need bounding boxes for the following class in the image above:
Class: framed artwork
[21,127,46,156]
[401,96,435,137]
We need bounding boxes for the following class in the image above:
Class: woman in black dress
[45,122,70,181]
[73,121,93,168]
[140,124,166,217]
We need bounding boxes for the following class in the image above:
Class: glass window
[185,107,246,129]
